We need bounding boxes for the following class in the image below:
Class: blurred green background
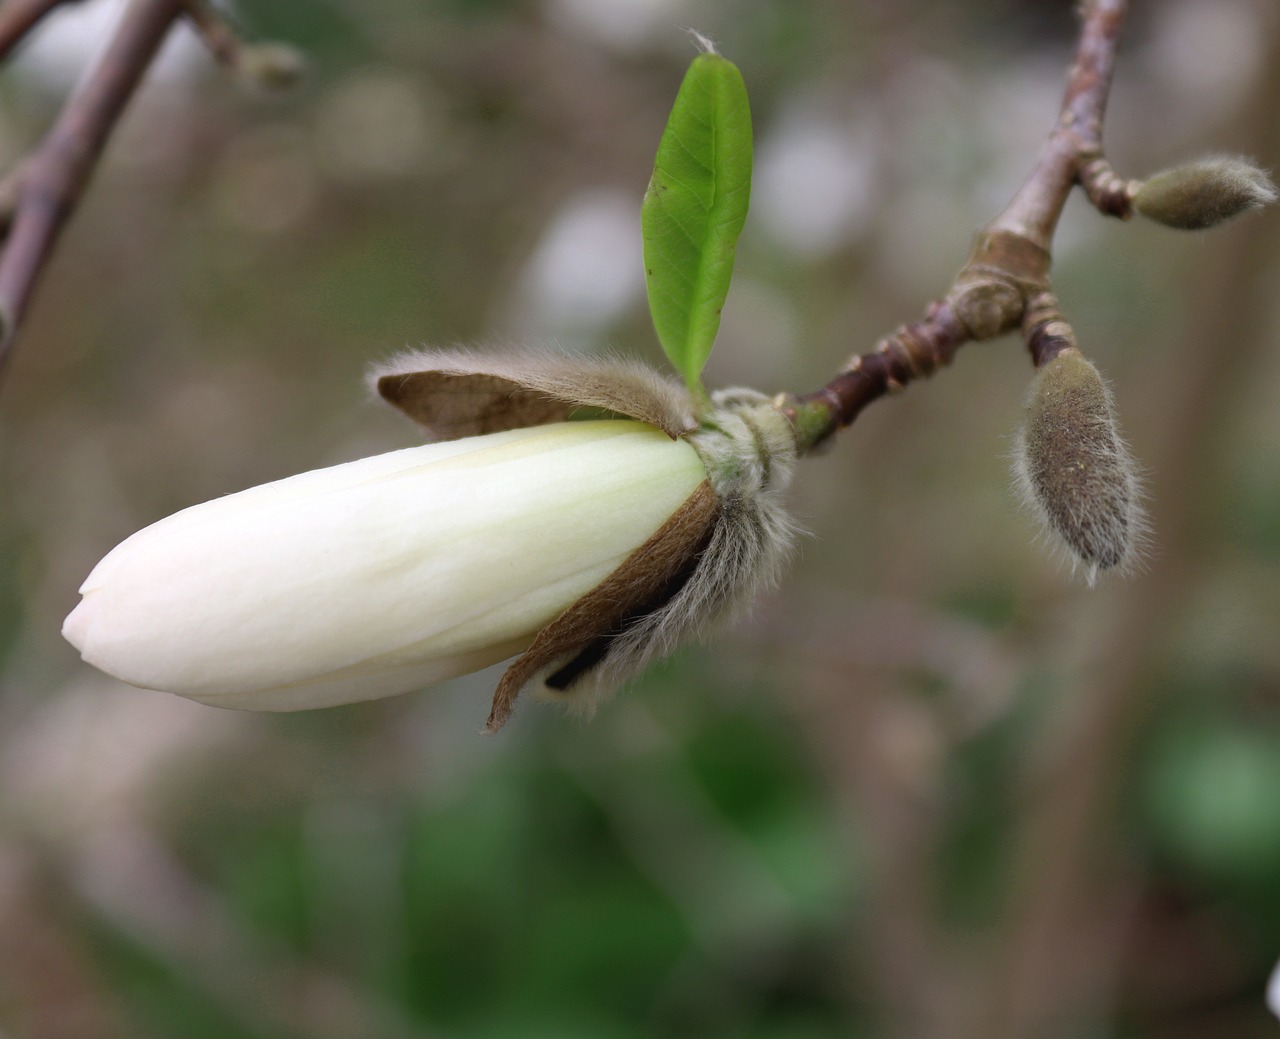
[3,1,1280,1036]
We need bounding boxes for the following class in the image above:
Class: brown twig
[0,0,81,61]
[0,0,187,376]
[182,0,305,85]
[0,160,24,237]
[781,0,1129,453]
[181,0,242,67]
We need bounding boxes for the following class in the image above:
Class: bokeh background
[3,0,1280,1036]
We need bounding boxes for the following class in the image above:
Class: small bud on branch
[183,0,305,91]
[1134,155,1277,230]
[236,42,306,91]
[1013,348,1144,582]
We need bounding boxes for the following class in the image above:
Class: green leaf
[642,49,753,401]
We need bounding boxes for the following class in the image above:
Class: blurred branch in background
[0,0,300,376]
[0,0,186,374]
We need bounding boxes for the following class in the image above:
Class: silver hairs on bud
[1013,350,1146,584]
[548,389,799,711]
[1134,155,1277,230]
[377,351,804,732]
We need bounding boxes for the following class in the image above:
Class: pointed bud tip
[1014,350,1146,581]
[62,596,93,654]
[1134,155,1277,230]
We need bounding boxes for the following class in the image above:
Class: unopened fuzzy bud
[1134,155,1277,230]
[65,350,799,732]
[1014,349,1144,583]
[237,43,306,91]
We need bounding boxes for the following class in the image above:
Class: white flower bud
[66,350,801,730]
[63,420,707,712]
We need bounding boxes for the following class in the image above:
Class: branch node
[1022,290,1078,369]
[1079,155,1136,219]
[948,273,1023,341]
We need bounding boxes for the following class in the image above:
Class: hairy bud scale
[1013,349,1144,583]
[1134,155,1277,230]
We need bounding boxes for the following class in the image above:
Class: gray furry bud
[1013,349,1144,583]
[1134,155,1276,230]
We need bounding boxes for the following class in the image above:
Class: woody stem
[781,0,1129,454]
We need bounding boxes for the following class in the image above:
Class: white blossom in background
[509,189,645,343]
[753,104,878,259]
[314,73,437,183]
[547,0,687,51]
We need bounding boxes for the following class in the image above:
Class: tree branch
[781,0,1130,453]
[0,0,81,61]
[0,0,304,378]
[972,8,1280,1032]
[0,0,186,378]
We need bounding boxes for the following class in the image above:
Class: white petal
[1268,957,1280,1020]
[65,421,706,709]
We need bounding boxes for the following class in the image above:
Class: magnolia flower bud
[1013,348,1145,583]
[65,350,798,731]
[64,420,704,710]
[1133,155,1276,230]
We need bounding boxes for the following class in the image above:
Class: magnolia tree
[2,0,1278,1032]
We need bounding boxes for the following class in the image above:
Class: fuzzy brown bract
[371,346,697,442]
[370,350,799,731]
